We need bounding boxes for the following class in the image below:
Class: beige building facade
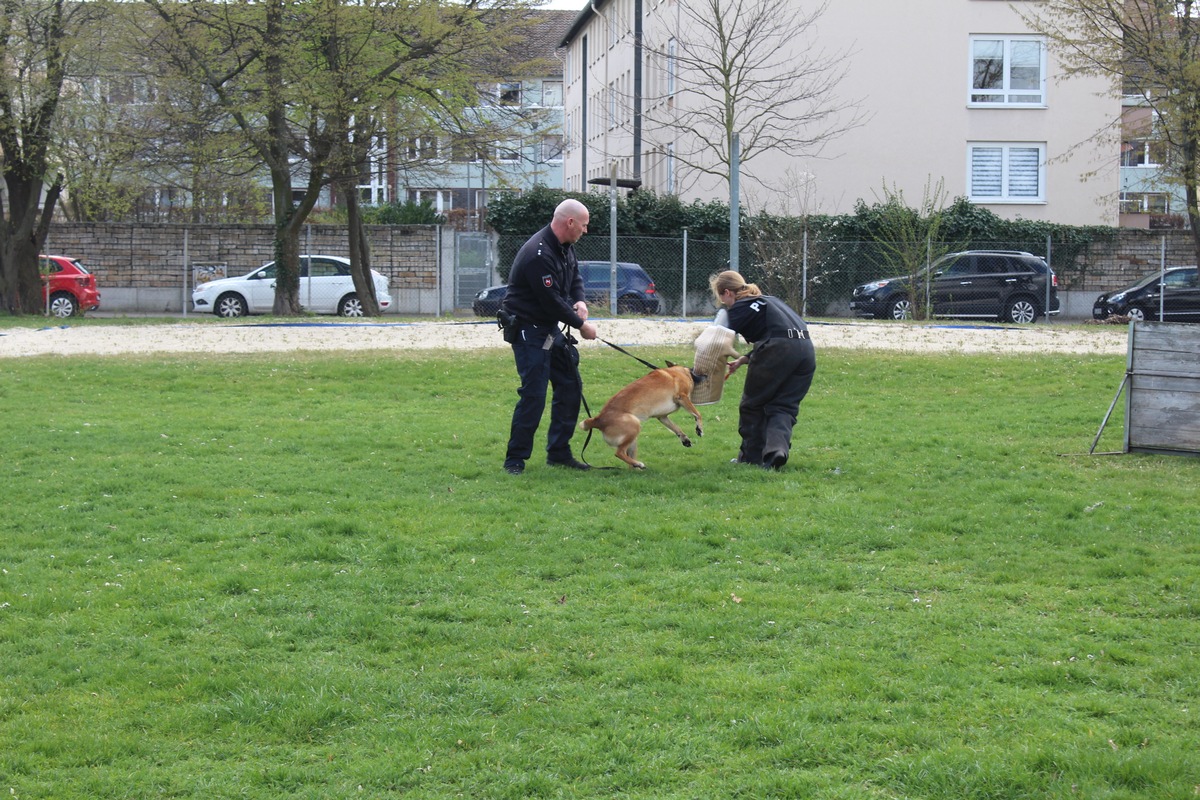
[558,0,1119,226]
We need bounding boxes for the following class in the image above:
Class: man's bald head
[551,199,590,244]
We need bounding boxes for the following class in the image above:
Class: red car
[40,255,101,317]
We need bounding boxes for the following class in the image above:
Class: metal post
[802,228,809,317]
[730,133,740,272]
[182,228,189,316]
[682,228,689,317]
[1160,235,1166,321]
[1045,233,1052,324]
[305,224,312,308]
[609,162,618,311]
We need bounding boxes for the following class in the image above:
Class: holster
[497,308,519,344]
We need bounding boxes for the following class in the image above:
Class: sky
[540,0,585,10]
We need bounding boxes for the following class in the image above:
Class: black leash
[599,338,660,371]
[568,328,672,469]
[571,329,663,469]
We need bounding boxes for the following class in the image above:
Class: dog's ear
[665,360,677,368]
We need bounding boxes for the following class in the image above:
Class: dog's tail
[579,417,597,431]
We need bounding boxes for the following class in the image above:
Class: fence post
[682,228,689,317]
[1045,233,1052,324]
[183,228,189,317]
[801,228,808,318]
[1160,235,1166,321]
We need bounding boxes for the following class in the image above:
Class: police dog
[580,362,706,469]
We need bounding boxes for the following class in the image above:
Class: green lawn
[1,344,1196,799]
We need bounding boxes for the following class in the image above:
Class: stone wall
[44,222,438,289]
[42,223,447,314]
[1076,229,1196,292]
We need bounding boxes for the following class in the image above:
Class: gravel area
[0,317,1129,359]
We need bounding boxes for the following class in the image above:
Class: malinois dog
[580,362,706,469]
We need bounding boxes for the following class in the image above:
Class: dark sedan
[1093,266,1200,322]
[473,261,661,317]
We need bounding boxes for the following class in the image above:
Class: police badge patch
[542,275,553,288]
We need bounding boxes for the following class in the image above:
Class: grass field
[1,341,1197,798]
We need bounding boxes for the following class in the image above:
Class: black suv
[473,260,661,316]
[850,250,1060,324]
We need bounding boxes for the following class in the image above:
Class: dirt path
[0,318,1129,359]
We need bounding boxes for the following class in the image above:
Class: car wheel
[339,294,365,316]
[48,292,79,318]
[1002,297,1039,324]
[886,297,912,320]
[1127,306,1147,322]
[214,293,248,318]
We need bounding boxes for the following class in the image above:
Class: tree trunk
[0,172,60,315]
[270,174,304,315]
[345,181,380,316]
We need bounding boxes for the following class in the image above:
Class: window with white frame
[541,135,563,162]
[499,82,522,106]
[1120,192,1170,215]
[667,38,677,98]
[968,143,1045,202]
[407,136,439,160]
[497,140,520,162]
[970,36,1045,106]
[1121,139,1166,167]
[410,189,452,212]
[542,80,563,107]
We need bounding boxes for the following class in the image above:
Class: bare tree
[643,0,864,196]
[1022,0,1200,263]
[0,0,103,314]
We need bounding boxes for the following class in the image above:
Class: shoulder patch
[542,274,554,288]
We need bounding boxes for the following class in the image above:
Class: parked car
[40,255,101,318]
[472,260,661,317]
[850,250,1060,324]
[191,255,392,317]
[1093,266,1200,322]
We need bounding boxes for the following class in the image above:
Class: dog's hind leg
[614,438,646,469]
[604,416,646,469]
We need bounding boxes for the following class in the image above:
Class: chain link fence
[499,233,1098,320]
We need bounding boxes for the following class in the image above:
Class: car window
[940,256,974,276]
[40,257,62,275]
[976,256,1010,274]
[1164,270,1192,289]
[256,264,277,279]
[309,259,344,278]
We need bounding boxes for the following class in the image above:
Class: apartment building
[559,0,1119,226]
[396,10,574,226]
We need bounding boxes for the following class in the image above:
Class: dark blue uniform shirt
[501,224,586,329]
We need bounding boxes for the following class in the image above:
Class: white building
[558,0,1118,226]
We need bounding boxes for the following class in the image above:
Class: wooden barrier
[1125,322,1200,456]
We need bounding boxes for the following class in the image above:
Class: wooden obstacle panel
[1126,322,1200,456]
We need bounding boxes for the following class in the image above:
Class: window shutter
[971,147,1003,197]
[1007,148,1041,197]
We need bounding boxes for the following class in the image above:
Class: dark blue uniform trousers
[738,338,816,467]
[505,327,582,465]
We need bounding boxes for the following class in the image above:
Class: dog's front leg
[657,415,693,448]
[677,396,703,438]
